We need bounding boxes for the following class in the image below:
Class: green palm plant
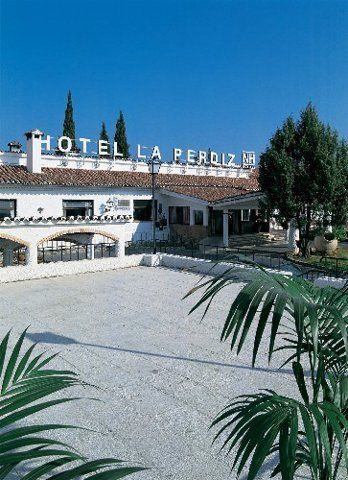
[0,329,145,479]
[187,264,348,480]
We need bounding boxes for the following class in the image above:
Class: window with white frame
[63,200,93,217]
[0,199,16,220]
[169,206,190,225]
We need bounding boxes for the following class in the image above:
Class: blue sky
[1,0,347,162]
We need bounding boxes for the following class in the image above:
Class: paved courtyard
[0,267,297,479]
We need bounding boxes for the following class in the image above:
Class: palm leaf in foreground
[0,329,145,479]
[186,263,348,480]
[212,365,348,480]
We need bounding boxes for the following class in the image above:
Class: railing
[38,242,117,264]
[125,239,348,280]
[130,231,169,243]
[126,240,288,269]
[0,246,27,267]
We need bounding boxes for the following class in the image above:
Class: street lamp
[148,158,161,254]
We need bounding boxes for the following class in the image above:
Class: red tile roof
[0,165,260,202]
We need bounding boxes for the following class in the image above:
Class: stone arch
[37,228,119,246]
[0,233,30,248]
[0,233,29,267]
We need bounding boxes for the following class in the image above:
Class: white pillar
[25,129,43,173]
[189,208,195,226]
[203,208,209,227]
[87,244,95,260]
[3,242,13,267]
[223,209,229,247]
[117,239,125,257]
[25,245,38,266]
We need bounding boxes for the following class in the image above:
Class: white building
[0,130,263,268]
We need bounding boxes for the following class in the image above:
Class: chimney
[25,129,43,173]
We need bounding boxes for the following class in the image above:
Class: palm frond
[188,263,348,480]
[188,265,348,372]
[0,330,145,479]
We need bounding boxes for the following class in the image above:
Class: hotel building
[0,129,264,268]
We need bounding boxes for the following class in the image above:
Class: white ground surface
[0,267,299,479]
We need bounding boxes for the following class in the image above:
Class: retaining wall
[0,253,345,289]
[0,255,144,283]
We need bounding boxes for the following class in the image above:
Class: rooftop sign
[39,135,256,169]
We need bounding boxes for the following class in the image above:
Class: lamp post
[148,158,161,254]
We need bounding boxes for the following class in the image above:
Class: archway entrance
[0,236,28,267]
[38,231,119,263]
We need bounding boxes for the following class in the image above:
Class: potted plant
[313,230,338,255]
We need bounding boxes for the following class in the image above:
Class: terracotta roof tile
[0,165,260,202]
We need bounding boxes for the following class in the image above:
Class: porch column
[203,208,209,227]
[3,242,13,267]
[223,209,229,247]
[25,244,38,266]
[189,208,195,226]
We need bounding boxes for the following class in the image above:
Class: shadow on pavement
[26,331,304,377]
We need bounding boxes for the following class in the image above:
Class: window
[0,199,16,220]
[242,209,251,221]
[133,200,154,221]
[63,200,93,217]
[193,210,203,225]
[169,206,190,225]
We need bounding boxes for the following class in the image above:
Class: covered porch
[210,192,268,247]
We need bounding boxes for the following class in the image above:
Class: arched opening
[37,229,120,264]
[0,234,29,267]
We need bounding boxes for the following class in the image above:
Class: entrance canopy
[211,192,265,246]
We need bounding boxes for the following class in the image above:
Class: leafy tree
[114,111,130,159]
[62,90,77,151]
[332,141,348,227]
[99,121,110,156]
[0,329,145,479]
[259,104,348,256]
[188,264,348,480]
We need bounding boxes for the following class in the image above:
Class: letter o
[58,136,72,153]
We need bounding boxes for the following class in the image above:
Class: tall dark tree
[332,140,348,226]
[114,111,130,159]
[259,103,348,256]
[99,121,110,156]
[62,90,76,151]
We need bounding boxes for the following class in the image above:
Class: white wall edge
[1,253,345,289]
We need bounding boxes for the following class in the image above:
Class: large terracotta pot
[313,235,338,255]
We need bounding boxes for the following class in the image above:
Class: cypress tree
[114,111,130,159]
[62,90,76,151]
[99,121,110,156]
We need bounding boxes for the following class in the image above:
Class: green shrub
[333,225,348,241]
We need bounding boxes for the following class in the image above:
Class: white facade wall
[0,185,148,218]
[0,186,213,242]
[0,185,159,242]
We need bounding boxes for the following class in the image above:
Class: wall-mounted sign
[40,135,256,169]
